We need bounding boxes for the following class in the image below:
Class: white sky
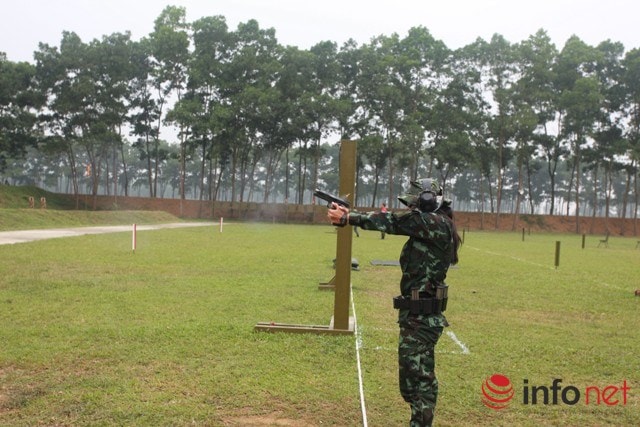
[2,0,639,63]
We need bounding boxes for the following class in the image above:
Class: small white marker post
[132,223,137,252]
[219,217,223,233]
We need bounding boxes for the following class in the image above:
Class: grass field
[1,220,639,426]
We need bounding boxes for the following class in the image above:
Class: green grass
[0,185,183,231]
[1,224,639,426]
[356,231,640,426]
[0,185,75,210]
[0,208,181,231]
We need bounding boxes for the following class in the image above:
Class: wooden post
[255,140,356,335]
[332,140,356,331]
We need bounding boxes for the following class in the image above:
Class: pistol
[314,189,351,209]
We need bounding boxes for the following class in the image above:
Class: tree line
[1,5,639,228]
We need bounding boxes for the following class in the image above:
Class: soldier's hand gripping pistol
[315,189,351,226]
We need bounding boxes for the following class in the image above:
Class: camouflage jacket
[349,208,455,324]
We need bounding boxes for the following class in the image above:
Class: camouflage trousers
[398,315,444,427]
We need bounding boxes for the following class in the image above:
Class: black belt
[393,296,446,315]
[393,285,448,315]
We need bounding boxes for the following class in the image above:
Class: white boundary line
[468,246,634,292]
[351,288,368,427]
[350,292,470,426]
[601,282,627,291]
[366,329,470,355]
[445,330,470,354]
[466,245,555,270]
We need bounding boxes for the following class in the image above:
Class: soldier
[380,202,388,239]
[327,178,461,427]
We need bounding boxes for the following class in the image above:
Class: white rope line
[351,287,369,427]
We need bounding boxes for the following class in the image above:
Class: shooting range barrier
[370,260,400,266]
[255,140,357,336]
[331,258,360,271]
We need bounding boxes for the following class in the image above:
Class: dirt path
[0,223,212,245]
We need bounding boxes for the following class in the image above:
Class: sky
[2,0,640,64]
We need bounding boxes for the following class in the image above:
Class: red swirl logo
[482,374,514,410]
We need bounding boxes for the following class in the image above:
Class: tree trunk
[589,165,599,234]
[574,144,581,234]
[511,156,524,231]
[284,147,290,203]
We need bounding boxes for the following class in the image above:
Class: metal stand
[255,140,356,335]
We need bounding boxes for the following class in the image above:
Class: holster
[393,284,448,315]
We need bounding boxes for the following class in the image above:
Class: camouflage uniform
[348,207,455,427]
